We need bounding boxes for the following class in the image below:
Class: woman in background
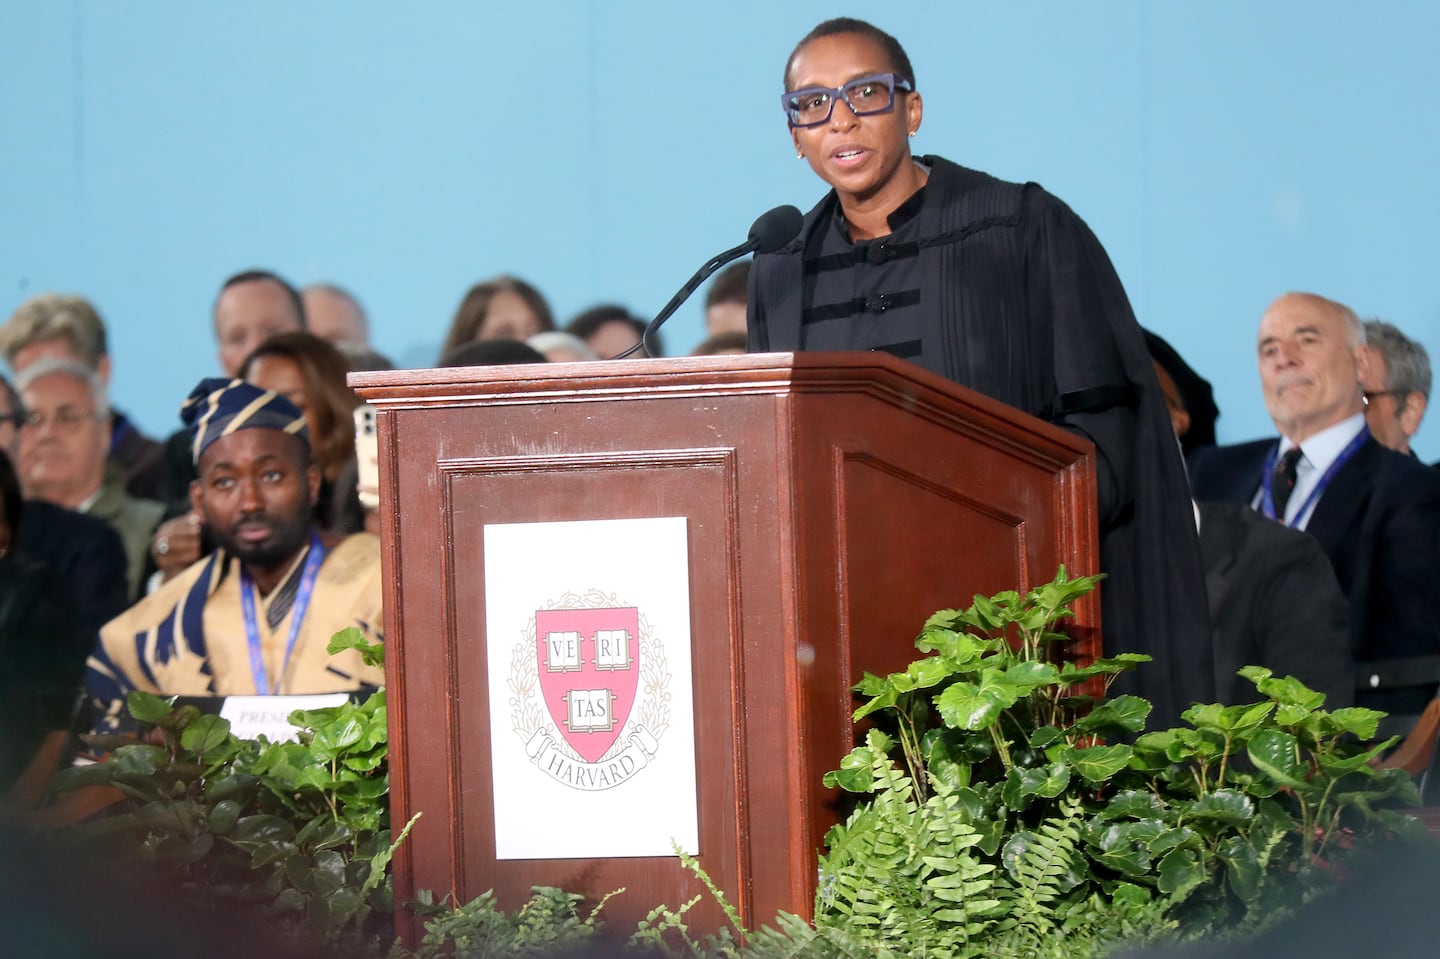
[241,331,364,535]
[438,275,555,362]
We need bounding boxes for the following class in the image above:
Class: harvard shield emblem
[535,606,640,764]
[511,588,672,792]
[487,519,697,857]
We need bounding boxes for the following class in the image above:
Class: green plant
[405,886,615,958]
[48,578,1429,959]
[52,628,407,948]
[816,568,1424,954]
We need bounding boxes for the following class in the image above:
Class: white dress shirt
[1252,412,1366,529]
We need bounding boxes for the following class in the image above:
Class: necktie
[1272,447,1304,519]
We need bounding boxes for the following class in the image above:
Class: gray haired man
[1361,319,1430,456]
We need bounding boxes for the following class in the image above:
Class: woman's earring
[908,130,916,138]
[796,150,804,159]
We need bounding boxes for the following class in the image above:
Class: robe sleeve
[1023,186,1147,533]
[1021,184,1214,725]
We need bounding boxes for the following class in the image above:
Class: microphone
[747,204,806,254]
[619,205,804,359]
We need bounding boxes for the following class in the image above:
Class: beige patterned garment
[87,531,384,730]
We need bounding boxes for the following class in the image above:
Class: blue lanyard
[1259,426,1369,527]
[241,531,326,695]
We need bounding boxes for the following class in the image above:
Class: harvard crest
[510,589,672,791]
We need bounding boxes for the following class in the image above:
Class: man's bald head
[1257,292,1368,445]
[301,284,369,348]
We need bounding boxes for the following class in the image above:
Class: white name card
[219,693,350,742]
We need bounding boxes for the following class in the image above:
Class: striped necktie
[1272,447,1304,518]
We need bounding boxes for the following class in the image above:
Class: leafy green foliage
[406,886,614,958]
[814,568,1425,953]
[52,630,399,949]
[49,583,1428,959]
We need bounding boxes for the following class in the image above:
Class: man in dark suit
[1189,292,1440,717]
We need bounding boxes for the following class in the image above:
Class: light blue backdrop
[4,2,1437,457]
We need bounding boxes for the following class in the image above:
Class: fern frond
[998,794,1086,937]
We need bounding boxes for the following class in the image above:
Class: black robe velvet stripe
[749,155,1213,727]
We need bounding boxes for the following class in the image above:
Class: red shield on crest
[535,607,641,763]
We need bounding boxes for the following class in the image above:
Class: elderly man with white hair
[1190,292,1440,719]
[16,358,163,599]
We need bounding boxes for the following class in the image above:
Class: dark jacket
[1190,436,1440,715]
[0,558,93,793]
[13,499,129,636]
[1197,500,1352,708]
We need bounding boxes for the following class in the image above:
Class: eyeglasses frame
[19,406,104,433]
[782,72,914,129]
[1363,389,1417,412]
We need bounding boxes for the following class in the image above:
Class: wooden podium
[351,352,1098,939]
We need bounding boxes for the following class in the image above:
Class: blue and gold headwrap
[180,377,310,464]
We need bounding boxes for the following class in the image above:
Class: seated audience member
[438,276,554,363]
[0,373,129,633]
[301,283,369,349]
[0,449,92,807]
[240,332,365,536]
[438,339,548,368]
[528,331,597,363]
[87,379,385,733]
[692,331,748,356]
[1144,333,1350,705]
[1189,292,1440,717]
[16,359,163,600]
[151,270,309,581]
[1197,501,1353,707]
[704,261,750,337]
[0,293,166,499]
[1360,318,1429,457]
[567,304,655,359]
[1144,329,1219,458]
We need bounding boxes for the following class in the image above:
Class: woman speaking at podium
[748,17,1210,726]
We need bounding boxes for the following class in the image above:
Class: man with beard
[86,379,383,733]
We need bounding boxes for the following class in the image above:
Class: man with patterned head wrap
[86,378,383,732]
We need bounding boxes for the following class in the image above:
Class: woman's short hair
[783,18,915,90]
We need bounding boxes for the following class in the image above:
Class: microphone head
[747,205,804,254]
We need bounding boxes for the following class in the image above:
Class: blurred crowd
[0,263,750,812]
[2,261,1438,821]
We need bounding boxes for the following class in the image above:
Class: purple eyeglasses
[782,72,913,128]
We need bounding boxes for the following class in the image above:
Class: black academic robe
[749,156,1212,727]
